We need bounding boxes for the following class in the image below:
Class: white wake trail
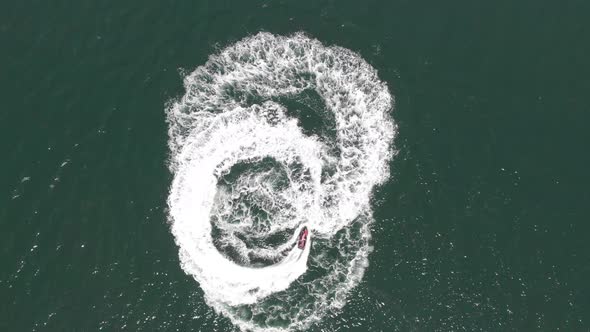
[167,32,395,331]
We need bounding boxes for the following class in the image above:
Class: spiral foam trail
[166,32,395,331]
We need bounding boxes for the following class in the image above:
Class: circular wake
[166,32,395,331]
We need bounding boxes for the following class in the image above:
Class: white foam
[166,32,395,331]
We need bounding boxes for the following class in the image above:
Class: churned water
[1,1,589,331]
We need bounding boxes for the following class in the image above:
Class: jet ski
[297,226,309,249]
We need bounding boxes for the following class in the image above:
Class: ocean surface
[1,1,589,331]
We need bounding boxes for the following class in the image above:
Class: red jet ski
[297,226,309,249]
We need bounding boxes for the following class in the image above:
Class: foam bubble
[166,32,395,331]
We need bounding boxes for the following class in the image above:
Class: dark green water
[2,1,589,331]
